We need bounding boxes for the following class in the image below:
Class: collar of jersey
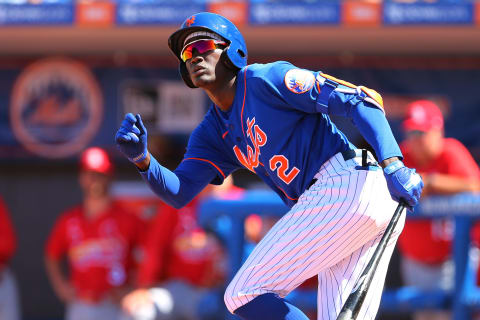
[214,104,232,119]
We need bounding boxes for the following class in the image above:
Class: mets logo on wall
[284,68,315,94]
[10,57,103,158]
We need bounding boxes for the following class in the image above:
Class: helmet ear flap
[179,62,197,88]
[220,49,239,72]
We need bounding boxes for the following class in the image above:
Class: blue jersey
[184,61,354,207]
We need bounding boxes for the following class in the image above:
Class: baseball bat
[336,201,407,320]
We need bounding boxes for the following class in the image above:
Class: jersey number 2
[269,155,300,184]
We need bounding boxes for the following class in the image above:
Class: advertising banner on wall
[0,1,477,27]
[383,2,474,25]
[116,2,205,25]
[0,3,74,25]
[249,2,341,25]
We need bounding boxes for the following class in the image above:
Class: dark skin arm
[380,157,401,169]
[135,152,151,171]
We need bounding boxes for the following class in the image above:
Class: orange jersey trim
[182,157,226,179]
[359,86,384,110]
[320,73,357,89]
[320,73,384,112]
[278,186,298,201]
[222,131,229,139]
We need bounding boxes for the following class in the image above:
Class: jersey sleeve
[139,107,241,209]
[443,139,480,178]
[45,214,69,260]
[183,115,240,185]
[250,61,385,118]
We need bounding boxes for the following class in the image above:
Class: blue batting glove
[115,113,148,163]
[383,160,424,208]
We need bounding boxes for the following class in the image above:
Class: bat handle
[337,310,354,320]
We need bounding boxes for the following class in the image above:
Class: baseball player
[122,178,242,320]
[115,12,423,320]
[45,147,144,320]
[398,100,480,320]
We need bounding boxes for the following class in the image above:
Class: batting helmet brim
[168,26,229,62]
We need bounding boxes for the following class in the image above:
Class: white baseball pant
[224,150,405,320]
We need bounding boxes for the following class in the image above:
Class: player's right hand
[383,160,424,208]
[115,113,148,163]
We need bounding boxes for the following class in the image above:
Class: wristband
[383,160,404,174]
[130,151,147,163]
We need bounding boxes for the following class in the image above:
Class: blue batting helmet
[168,12,248,88]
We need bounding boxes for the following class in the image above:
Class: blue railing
[199,191,480,319]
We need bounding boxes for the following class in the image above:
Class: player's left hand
[115,113,148,163]
[383,160,424,208]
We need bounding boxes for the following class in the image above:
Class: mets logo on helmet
[10,57,103,158]
[186,15,195,27]
[284,69,315,94]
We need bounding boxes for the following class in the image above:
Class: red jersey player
[122,177,240,320]
[397,100,480,320]
[45,147,144,320]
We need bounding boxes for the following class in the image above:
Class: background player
[121,177,240,320]
[44,147,144,320]
[115,12,423,320]
[397,100,480,320]
[0,196,21,320]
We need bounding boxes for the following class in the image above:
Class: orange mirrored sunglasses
[180,39,227,62]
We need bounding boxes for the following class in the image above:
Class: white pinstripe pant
[224,151,406,320]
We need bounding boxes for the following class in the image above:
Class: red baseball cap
[402,100,444,132]
[79,147,114,175]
